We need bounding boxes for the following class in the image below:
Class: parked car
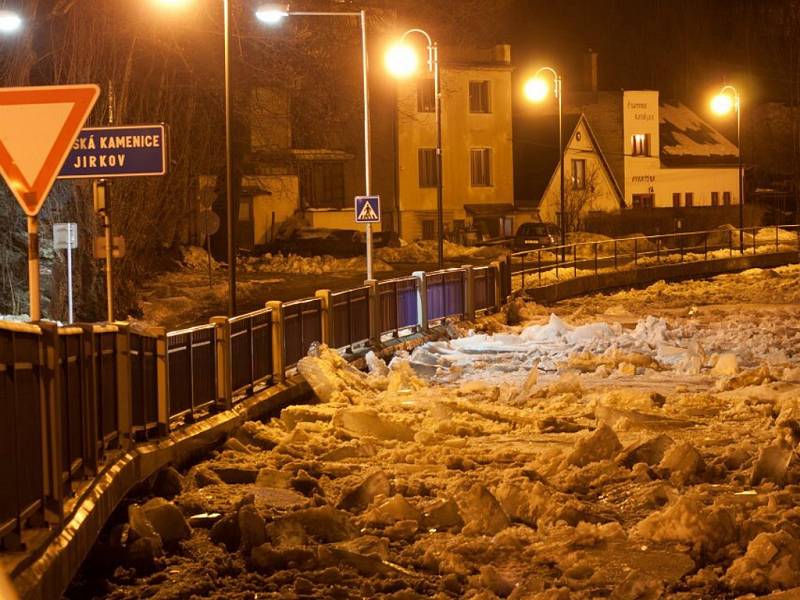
[513,222,558,251]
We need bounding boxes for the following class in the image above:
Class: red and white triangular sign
[0,84,100,216]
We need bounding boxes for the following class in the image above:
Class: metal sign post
[53,222,78,323]
[27,213,40,321]
[355,195,381,280]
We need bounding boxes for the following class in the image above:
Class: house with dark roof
[514,112,623,230]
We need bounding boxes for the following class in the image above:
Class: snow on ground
[376,240,509,264]
[71,265,800,599]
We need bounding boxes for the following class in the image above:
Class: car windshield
[523,224,549,236]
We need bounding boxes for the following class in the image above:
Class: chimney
[493,44,511,65]
[583,50,598,92]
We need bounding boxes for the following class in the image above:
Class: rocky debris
[186,512,222,528]
[386,519,419,541]
[723,530,800,592]
[565,424,622,468]
[231,420,282,450]
[617,434,675,468]
[187,465,224,488]
[152,467,182,499]
[209,513,240,551]
[250,543,316,571]
[252,486,311,512]
[141,497,191,545]
[363,494,422,527]
[277,505,356,543]
[658,442,705,484]
[266,518,309,547]
[238,504,266,551]
[290,469,324,496]
[208,465,259,484]
[128,504,162,548]
[332,406,416,441]
[320,440,378,461]
[222,437,253,454]
[255,467,292,488]
[337,469,392,511]
[596,405,693,431]
[280,404,337,430]
[422,498,464,531]
[711,352,739,376]
[750,442,794,486]
[457,484,510,536]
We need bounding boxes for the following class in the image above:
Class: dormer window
[631,134,650,157]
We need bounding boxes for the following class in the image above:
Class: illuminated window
[469,81,491,113]
[418,148,438,187]
[711,191,720,206]
[470,148,493,186]
[417,79,435,113]
[631,133,651,156]
[685,192,694,207]
[723,191,732,205]
[672,193,681,207]
[571,159,586,190]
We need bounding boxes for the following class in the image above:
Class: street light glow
[0,10,22,33]
[711,92,734,115]
[255,4,289,24]
[385,43,419,78]
[523,77,550,102]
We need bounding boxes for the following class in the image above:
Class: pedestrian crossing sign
[355,195,381,223]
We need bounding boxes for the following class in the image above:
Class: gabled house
[514,113,624,229]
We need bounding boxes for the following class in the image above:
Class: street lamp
[711,84,744,253]
[156,0,237,315]
[0,9,22,34]
[524,67,565,257]
[256,5,375,281]
[386,29,443,269]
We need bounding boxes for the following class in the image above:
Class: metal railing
[377,276,419,338]
[0,259,505,553]
[512,225,800,290]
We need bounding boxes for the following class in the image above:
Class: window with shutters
[470,148,492,186]
[418,148,438,188]
[723,191,732,205]
[422,219,435,240]
[672,192,681,208]
[417,79,435,113]
[711,191,720,206]
[469,80,490,113]
[685,192,694,207]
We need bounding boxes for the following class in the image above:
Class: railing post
[656,239,661,262]
[704,236,708,260]
[80,325,99,474]
[38,321,65,524]
[154,327,169,437]
[412,271,429,333]
[488,262,502,311]
[462,265,475,321]
[115,323,133,449]
[594,242,598,275]
[314,289,333,347]
[573,244,577,278]
[775,226,779,252]
[210,316,232,410]
[679,235,684,261]
[614,240,618,270]
[521,253,525,290]
[537,250,542,285]
[634,238,638,264]
[364,280,380,345]
[266,300,286,382]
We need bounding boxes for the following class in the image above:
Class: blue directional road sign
[355,195,380,223]
[58,124,167,179]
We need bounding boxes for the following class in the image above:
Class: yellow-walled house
[519,113,624,229]
[395,45,528,242]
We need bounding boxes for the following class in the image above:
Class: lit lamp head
[0,9,22,33]
[710,92,735,115]
[523,77,550,103]
[385,43,419,78]
[255,3,289,25]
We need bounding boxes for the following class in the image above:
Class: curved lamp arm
[718,84,740,111]
[534,66,561,99]
[400,28,435,72]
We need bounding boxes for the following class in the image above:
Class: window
[711,191,720,206]
[672,192,681,208]
[418,148,438,188]
[470,148,493,186]
[301,161,345,208]
[571,159,586,190]
[422,219,435,240]
[723,191,732,206]
[631,133,651,157]
[417,79,435,113]
[469,80,490,113]
[632,194,654,209]
[685,192,694,207]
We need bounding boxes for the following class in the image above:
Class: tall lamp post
[256,5,374,279]
[711,84,744,253]
[386,29,443,269]
[156,0,237,315]
[524,67,564,258]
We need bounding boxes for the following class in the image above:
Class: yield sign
[0,84,100,216]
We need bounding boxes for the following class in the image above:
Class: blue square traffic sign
[355,195,381,223]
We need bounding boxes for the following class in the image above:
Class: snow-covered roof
[659,102,738,167]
